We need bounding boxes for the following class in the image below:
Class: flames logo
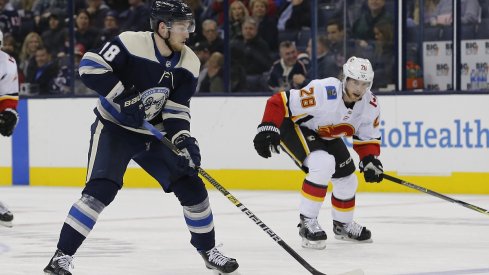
[317,123,355,138]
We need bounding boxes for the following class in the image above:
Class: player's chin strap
[155,28,176,54]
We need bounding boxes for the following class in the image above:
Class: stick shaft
[383,174,489,216]
[143,121,326,275]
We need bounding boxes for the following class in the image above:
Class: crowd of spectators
[1,0,488,95]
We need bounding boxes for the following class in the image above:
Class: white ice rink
[1,186,489,275]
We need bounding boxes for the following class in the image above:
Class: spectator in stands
[118,0,150,32]
[267,40,306,92]
[192,41,211,92]
[250,0,278,51]
[200,19,224,53]
[0,0,21,41]
[326,18,345,65]
[25,46,58,95]
[52,43,95,95]
[199,52,225,93]
[231,16,273,91]
[194,41,211,71]
[371,21,394,90]
[0,32,18,61]
[41,13,67,57]
[94,10,119,48]
[277,0,310,31]
[428,0,480,26]
[86,0,110,29]
[11,0,36,38]
[351,0,393,40]
[212,0,277,26]
[32,0,67,33]
[292,35,339,87]
[75,9,99,52]
[19,31,43,76]
[105,0,129,13]
[229,0,249,40]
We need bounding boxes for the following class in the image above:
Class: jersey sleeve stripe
[171,130,192,143]
[294,115,313,125]
[280,91,290,117]
[105,81,125,99]
[294,124,311,155]
[0,95,19,101]
[83,52,112,69]
[352,139,381,145]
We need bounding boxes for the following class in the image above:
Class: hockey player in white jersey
[0,29,19,228]
[43,1,238,274]
[253,56,383,249]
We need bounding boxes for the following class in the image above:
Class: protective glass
[168,19,196,33]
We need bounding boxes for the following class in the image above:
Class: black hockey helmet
[150,0,195,33]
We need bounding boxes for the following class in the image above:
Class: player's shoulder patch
[316,77,341,100]
[118,31,158,63]
[176,45,200,78]
[325,85,337,100]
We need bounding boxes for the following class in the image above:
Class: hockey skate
[43,249,74,275]
[199,246,239,274]
[297,214,327,250]
[0,202,13,227]
[333,220,372,243]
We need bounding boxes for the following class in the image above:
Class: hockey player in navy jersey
[253,57,383,250]
[0,29,19,228]
[43,1,238,274]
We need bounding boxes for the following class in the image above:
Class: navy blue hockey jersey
[79,31,200,142]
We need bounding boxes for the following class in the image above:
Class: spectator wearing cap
[193,41,211,92]
[193,41,211,71]
[41,13,67,58]
[86,0,110,29]
[95,10,120,47]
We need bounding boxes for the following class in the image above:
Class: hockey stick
[142,122,328,275]
[99,98,362,274]
[383,174,489,217]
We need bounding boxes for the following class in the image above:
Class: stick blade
[338,269,365,275]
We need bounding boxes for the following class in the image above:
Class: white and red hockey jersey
[0,50,19,112]
[261,77,381,159]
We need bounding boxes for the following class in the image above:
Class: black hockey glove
[0,109,19,137]
[113,89,145,128]
[253,122,280,158]
[175,135,201,168]
[359,155,383,183]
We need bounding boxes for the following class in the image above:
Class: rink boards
[1,95,488,193]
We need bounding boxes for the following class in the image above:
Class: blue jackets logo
[141,87,170,120]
